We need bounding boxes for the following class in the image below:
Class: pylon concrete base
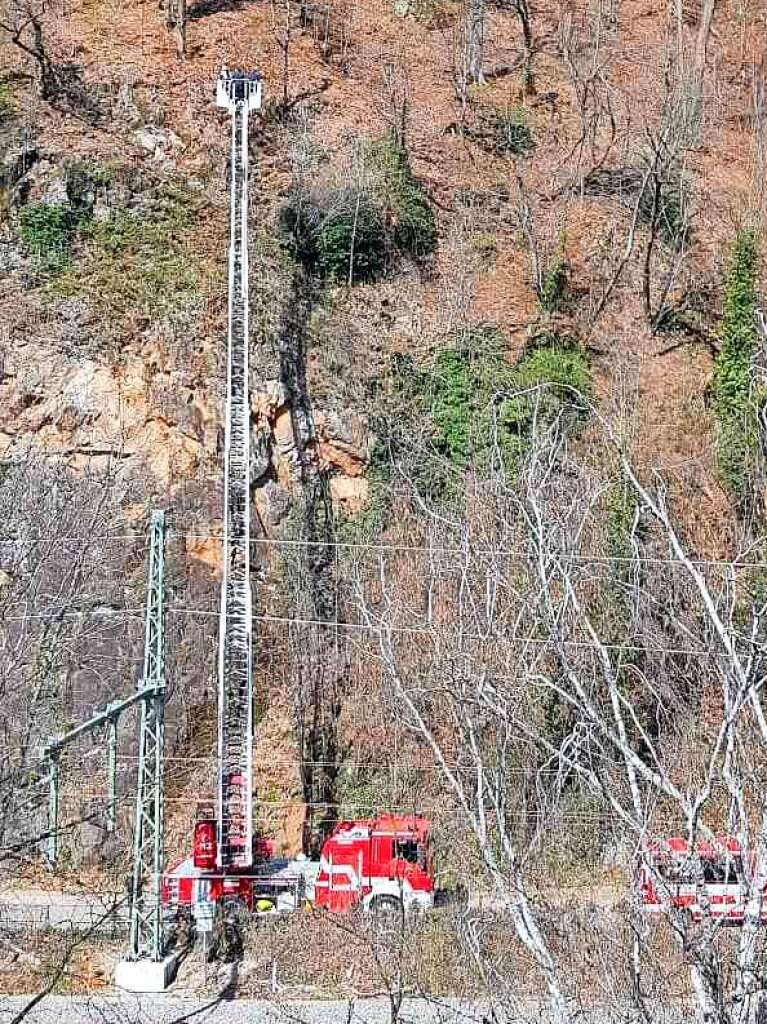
[114,954,178,992]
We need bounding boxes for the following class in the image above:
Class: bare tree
[583,77,692,329]
[0,454,142,1021]
[349,384,767,1023]
[466,0,486,85]
[749,60,767,223]
[0,0,61,99]
[0,453,139,870]
[497,0,534,92]
[272,0,295,113]
[160,0,187,59]
[300,1,352,69]
[559,9,618,180]
[380,60,411,152]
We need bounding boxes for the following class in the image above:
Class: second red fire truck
[637,836,767,923]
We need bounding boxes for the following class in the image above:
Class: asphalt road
[0,995,487,1024]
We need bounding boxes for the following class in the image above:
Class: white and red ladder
[215,70,263,870]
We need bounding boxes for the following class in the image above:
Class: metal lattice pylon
[129,509,167,961]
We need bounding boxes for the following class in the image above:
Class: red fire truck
[161,813,434,920]
[637,836,767,923]
[162,73,435,935]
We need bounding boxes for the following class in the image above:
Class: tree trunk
[694,0,716,80]
[467,0,486,85]
[513,0,534,93]
[29,16,58,100]
[161,0,187,57]
[174,0,186,58]
[687,0,715,139]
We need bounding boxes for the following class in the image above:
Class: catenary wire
[2,602,762,659]
[166,605,767,660]
[43,792,655,819]
[9,528,767,570]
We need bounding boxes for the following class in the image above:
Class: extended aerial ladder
[115,75,263,988]
[160,73,436,930]
[215,70,263,872]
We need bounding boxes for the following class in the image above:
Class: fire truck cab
[314,815,434,914]
[637,836,766,923]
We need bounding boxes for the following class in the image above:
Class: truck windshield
[395,839,420,865]
[654,856,743,885]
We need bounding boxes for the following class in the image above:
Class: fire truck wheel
[369,895,401,916]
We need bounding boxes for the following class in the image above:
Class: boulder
[330,475,369,512]
[0,129,37,192]
[315,408,367,475]
[133,126,185,158]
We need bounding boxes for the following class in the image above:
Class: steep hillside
[3,0,765,536]
[4,0,765,1007]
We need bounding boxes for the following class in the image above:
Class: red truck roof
[644,836,742,859]
[329,815,430,841]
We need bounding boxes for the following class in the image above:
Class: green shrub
[606,480,637,563]
[538,237,569,312]
[512,341,590,393]
[51,182,202,321]
[429,327,589,477]
[0,82,12,121]
[431,347,474,466]
[281,190,388,283]
[496,339,590,464]
[85,208,144,253]
[712,230,761,504]
[280,136,435,283]
[475,106,534,157]
[18,203,84,270]
[316,194,389,282]
[78,209,196,314]
[367,137,437,260]
[350,330,590,528]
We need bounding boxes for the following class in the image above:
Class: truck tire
[369,895,401,916]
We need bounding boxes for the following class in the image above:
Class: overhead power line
[110,754,564,774]
[166,606,764,661]
[48,791,644,821]
[7,528,767,571]
[2,601,763,661]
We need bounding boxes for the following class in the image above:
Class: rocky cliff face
[0,147,370,567]
[3,1,760,554]
[2,0,766,863]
